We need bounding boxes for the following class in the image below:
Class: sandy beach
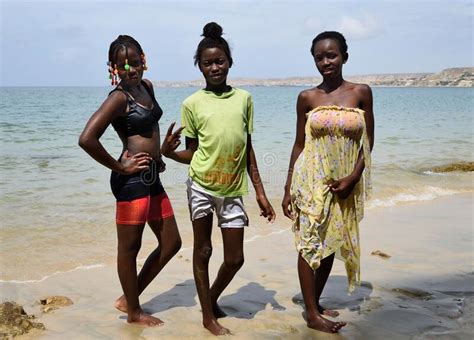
[1,193,472,339]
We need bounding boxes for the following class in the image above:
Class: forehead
[116,47,140,61]
[200,47,228,60]
[313,38,341,54]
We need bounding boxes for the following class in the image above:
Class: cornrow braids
[108,35,144,65]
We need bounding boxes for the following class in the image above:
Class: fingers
[173,126,185,138]
[283,207,293,220]
[267,206,276,223]
[328,181,341,193]
[131,151,151,159]
[122,149,130,159]
[282,199,294,220]
[260,205,276,223]
[166,122,176,136]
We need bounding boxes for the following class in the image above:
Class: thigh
[147,215,180,247]
[116,223,146,251]
[192,213,214,248]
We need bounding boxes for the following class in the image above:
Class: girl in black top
[79,35,181,327]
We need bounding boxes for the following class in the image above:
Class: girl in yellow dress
[282,31,374,333]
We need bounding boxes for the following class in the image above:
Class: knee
[163,236,182,259]
[173,236,182,254]
[117,240,141,258]
[224,254,244,271]
[195,244,213,262]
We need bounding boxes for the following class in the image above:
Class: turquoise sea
[0,86,473,282]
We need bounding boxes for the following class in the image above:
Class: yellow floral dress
[291,105,371,292]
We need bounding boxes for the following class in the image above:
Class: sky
[1,0,473,86]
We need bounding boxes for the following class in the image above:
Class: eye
[129,59,141,67]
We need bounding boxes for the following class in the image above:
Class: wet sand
[1,193,472,339]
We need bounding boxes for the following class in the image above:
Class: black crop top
[110,81,163,137]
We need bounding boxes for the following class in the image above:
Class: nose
[128,65,138,75]
[210,63,219,71]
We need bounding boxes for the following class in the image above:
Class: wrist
[349,172,361,183]
[117,163,126,175]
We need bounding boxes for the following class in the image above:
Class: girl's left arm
[247,135,276,222]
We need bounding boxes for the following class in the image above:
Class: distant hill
[153,67,473,88]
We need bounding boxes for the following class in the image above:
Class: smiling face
[114,47,144,86]
[312,38,348,80]
[198,47,230,88]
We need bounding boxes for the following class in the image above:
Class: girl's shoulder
[232,87,251,96]
[182,89,207,108]
[344,81,372,93]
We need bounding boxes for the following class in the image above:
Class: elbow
[78,133,92,151]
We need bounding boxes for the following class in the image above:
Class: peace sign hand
[161,122,185,158]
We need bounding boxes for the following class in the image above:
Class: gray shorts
[186,178,249,228]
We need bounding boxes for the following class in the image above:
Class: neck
[205,82,230,93]
[320,76,344,92]
[119,80,141,92]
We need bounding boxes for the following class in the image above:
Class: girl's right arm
[281,90,310,219]
[161,122,197,164]
[78,91,151,174]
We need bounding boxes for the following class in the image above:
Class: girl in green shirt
[161,22,275,336]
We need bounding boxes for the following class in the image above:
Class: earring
[107,62,119,86]
[141,54,148,71]
[107,62,116,85]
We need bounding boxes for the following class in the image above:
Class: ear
[343,53,349,64]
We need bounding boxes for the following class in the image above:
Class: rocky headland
[153,67,473,88]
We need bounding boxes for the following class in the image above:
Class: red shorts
[116,192,174,225]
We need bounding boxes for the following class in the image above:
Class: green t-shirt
[181,87,254,197]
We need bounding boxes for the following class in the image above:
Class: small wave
[244,227,290,243]
[422,171,447,176]
[0,264,106,284]
[367,186,461,208]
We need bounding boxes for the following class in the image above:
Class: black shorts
[110,160,165,202]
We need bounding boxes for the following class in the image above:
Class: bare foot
[317,304,339,317]
[114,295,127,313]
[213,303,227,318]
[128,310,164,327]
[306,312,346,333]
[203,318,231,336]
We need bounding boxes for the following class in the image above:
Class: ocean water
[0,86,473,281]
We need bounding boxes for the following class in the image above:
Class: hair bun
[202,22,223,38]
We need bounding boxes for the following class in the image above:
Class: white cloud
[337,14,380,40]
[304,18,324,32]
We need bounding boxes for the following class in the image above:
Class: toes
[331,321,346,332]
